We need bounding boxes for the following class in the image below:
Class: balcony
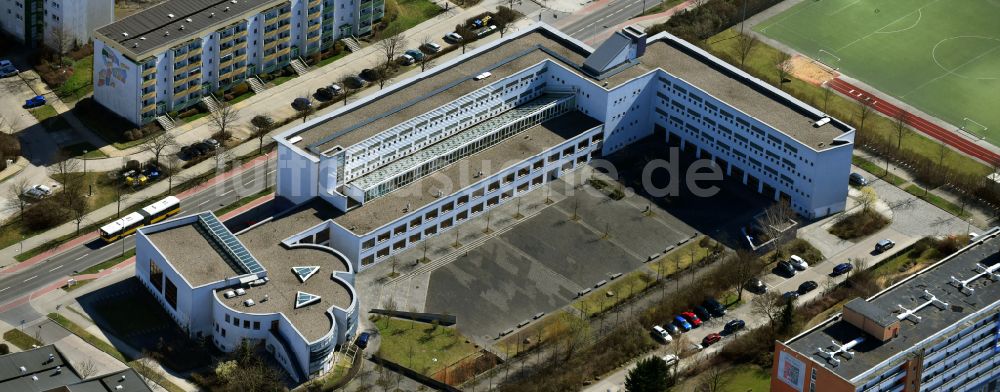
[174,62,193,74]
[264,51,279,63]
[276,47,291,57]
[233,53,247,64]
[142,90,156,101]
[309,0,321,6]
[308,22,322,33]
[143,101,157,112]
[220,45,237,58]
[142,77,156,88]
[142,66,156,77]
[173,76,189,89]
[183,84,202,97]
[234,29,247,39]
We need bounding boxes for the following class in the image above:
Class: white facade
[93,0,383,125]
[135,214,359,381]
[0,0,111,50]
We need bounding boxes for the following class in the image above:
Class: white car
[23,184,52,199]
[474,71,492,80]
[661,354,679,366]
[652,325,672,343]
[788,255,808,271]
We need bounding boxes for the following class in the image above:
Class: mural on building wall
[777,351,805,391]
[97,47,129,88]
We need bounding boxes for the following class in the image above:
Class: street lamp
[83,151,92,197]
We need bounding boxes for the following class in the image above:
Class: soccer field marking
[828,0,862,16]
[903,43,1000,98]
[875,9,921,34]
[929,36,1000,81]
[835,0,940,52]
[757,0,822,34]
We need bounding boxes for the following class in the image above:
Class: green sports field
[755,0,1000,147]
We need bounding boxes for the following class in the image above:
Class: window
[253,321,260,330]
[225,314,231,323]
[243,320,250,329]
[234,317,240,326]
[149,260,163,292]
[164,278,177,309]
[221,328,226,337]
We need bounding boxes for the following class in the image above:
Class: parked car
[701,333,722,347]
[398,53,415,65]
[22,184,52,199]
[783,291,800,301]
[673,315,692,332]
[329,83,343,95]
[475,24,498,38]
[404,49,425,61]
[693,305,712,321]
[798,280,819,294]
[421,42,442,53]
[359,68,379,81]
[746,278,766,294]
[143,166,161,180]
[123,170,148,186]
[723,319,746,333]
[661,354,679,367]
[662,322,680,335]
[344,76,367,89]
[444,32,463,43]
[776,260,796,276]
[652,325,672,343]
[788,255,808,271]
[194,142,214,155]
[356,332,370,349]
[314,87,336,101]
[291,97,312,111]
[23,95,46,109]
[832,262,853,276]
[849,172,868,186]
[680,312,702,328]
[0,60,17,78]
[205,138,220,149]
[702,298,726,317]
[875,239,895,253]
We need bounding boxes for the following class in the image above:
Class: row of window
[223,313,262,331]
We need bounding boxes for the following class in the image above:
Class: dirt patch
[788,55,838,86]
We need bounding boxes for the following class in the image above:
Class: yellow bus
[99,196,181,242]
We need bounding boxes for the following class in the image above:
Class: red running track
[826,78,1000,167]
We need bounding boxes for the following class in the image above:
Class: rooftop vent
[48,354,54,362]
[168,13,175,18]
[209,12,215,18]
[19,366,26,374]
[244,299,256,307]
[287,135,303,144]
[120,375,126,381]
[950,262,1000,295]
[116,386,124,390]
[32,375,38,381]
[55,366,61,374]
[896,290,949,324]
[223,290,236,298]
[816,337,864,367]
[225,6,230,11]
[122,32,129,37]
[813,117,831,128]
[139,37,146,40]
[164,31,170,36]
[261,294,269,302]
[180,25,185,30]
[185,18,192,22]
[133,43,139,48]
[235,288,247,296]
[231,0,238,3]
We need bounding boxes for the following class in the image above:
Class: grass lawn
[62,142,109,159]
[375,317,478,375]
[903,184,971,218]
[870,237,944,278]
[227,91,254,105]
[382,0,442,34]
[81,249,135,276]
[496,311,587,356]
[52,171,122,214]
[317,51,348,68]
[646,237,713,278]
[48,313,128,362]
[56,55,94,103]
[573,270,655,317]
[674,364,771,392]
[755,0,1000,147]
[3,328,44,350]
[705,29,994,178]
[271,75,295,86]
[29,104,59,122]
[852,156,907,187]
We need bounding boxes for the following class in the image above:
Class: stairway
[155,115,175,131]
[201,95,220,114]
[341,36,361,52]
[247,76,266,93]
[290,58,310,76]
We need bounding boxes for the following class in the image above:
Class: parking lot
[421,138,776,340]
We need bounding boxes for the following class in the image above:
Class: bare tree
[696,366,728,392]
[667,334,688,380]
[70,194,87,235]
[214,146,233,171]
[208,101,240,141]
[751,291,784,333]
[131,354,167,387]
[893,110,910,150]
[729,249,761,302]
[76,359,98,378]
[857,186,878,212]
[735,32,758,67]
[165,156,181,194]
[856,100,874,136]
[495,6,520,38]
[340,79,357,107]
[375,25,408,70]
[294,96,316,123]
[6,177,32,220]
[50,155,83,209]
[249,114,276,154]
[756,200,794,262]
[47,26,73,58]
[455,24,476,54]
[140,132,177,165]
[822,83,834,112]
[776,52,793,89]
[418,54,436,72]
[850,257,867,276]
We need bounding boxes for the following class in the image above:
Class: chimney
[622,25,646,58]
[581,25,647,77]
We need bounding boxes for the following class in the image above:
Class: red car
[681,312,702,328]
[702,333,722,347]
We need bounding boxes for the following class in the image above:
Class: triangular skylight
[292,266,320,283]
[295,291,321,309]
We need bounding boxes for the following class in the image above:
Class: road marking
[23,275,37,282]
[0,287,8,293]
[49,265,62,272]
[221,189,235,196]
[75,253,89,261]
[196,200,210,207]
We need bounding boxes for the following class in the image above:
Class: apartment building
[0,0,111,50]
[269,22,855,271]
[92,0,383,125]
[772,227,1000,392]
[135,210,359,382]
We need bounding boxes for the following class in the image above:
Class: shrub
[23,199,68,231]
[0,133,21,158]
[646,0,783,41]
[123,129,137,140]
[223,93,235,101]
[828,210,890,240]
[179,108,200,118]
[0,343,8,355]
[229,82,249,96]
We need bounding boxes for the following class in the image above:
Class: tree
[696,365,727,392]
[729,249,761,302]
[776,52,792,89]
[294,96,316,122]
[131,354,167,387]
[455,24,476,54]
[893,110,910,150]
[857,186,877,212]
[70,192,87,235]
[140,132,177,165]
[208,100,240,141]
[165,156,181,193]
[822,83,834,112]
[495,6,520,38]
[375,25,408,71]
[340,79,357,107]
[76,359,98,378]
[6,177,31,220]
[757,200,794,261]
[249,115,276,154]
[735,32,758,67]
[751,291,784,333]
[856,100,874,136]
[418,53,436,72]
[624,356,670,392]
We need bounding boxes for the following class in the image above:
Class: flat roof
[146,221,241,287]
[285,25,847,155]
[220,200,352,341]
[0,346,80,392]
[333,111,601,234]
[95,0,279,60]
[65,369,153,392]
[785,230,1000,382]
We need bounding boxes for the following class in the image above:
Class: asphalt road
[0,158,276,319]
[559,0,660,40]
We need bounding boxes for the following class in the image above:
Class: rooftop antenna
[950,263,1000,295]
[816,336,864,367]
[897,290,949,323]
